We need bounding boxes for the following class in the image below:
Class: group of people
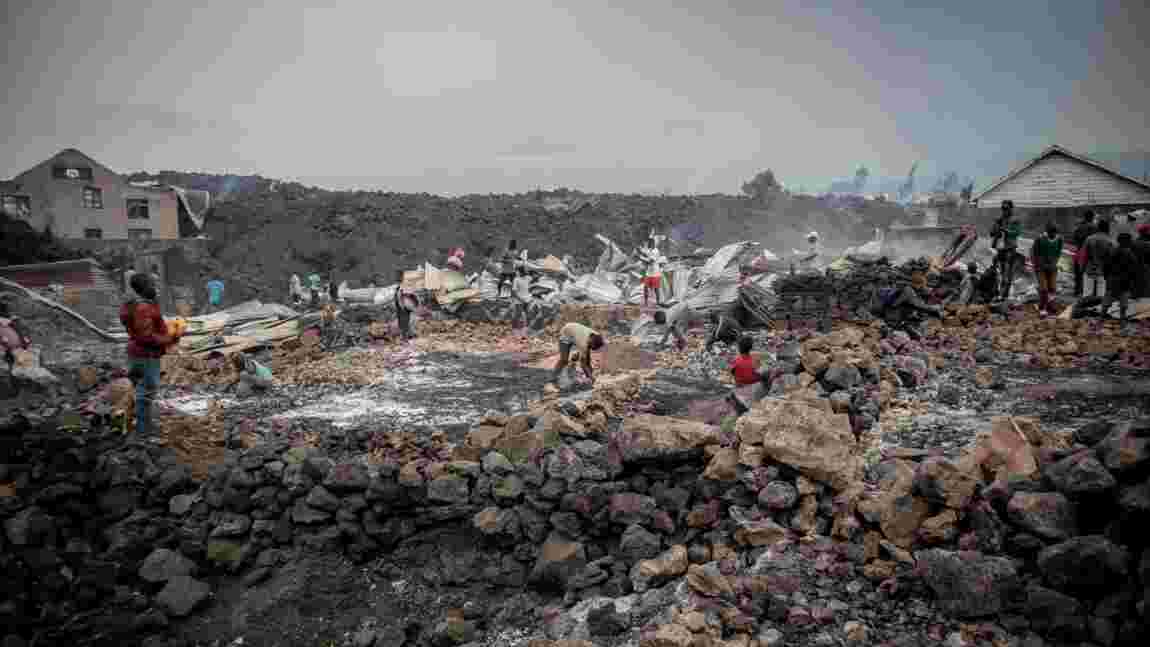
[1070,210,1150,320]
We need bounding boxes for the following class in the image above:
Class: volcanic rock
[1006,492,1078,541]
[915,549,1020,618]
[1036,536,1130,599]
[1043,451,1117,496]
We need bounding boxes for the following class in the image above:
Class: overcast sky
[2,0,1147,195]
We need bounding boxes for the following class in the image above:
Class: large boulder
[613,415,720,463]
[1006,492,1077,541]
[916,549,1020,618]
[630,545,689,593]
[914,457,979,509]
[530,532,587,591]
[735,399,861,491]
[138,548,196,583]
[1095,419,1150,474]
[1036,536,1130,599]
[155,575,212,617]
[1043,450,1117,496]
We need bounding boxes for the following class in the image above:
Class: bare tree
[741,169,782,207]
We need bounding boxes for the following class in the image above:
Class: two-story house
[0,148,207,240]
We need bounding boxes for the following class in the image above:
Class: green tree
[741,169,781,207]
[853,165,870,193]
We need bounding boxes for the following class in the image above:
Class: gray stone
[290,500,331,525]
[823,364,861,391]
[4,507,56,546]
[1043,451,1117,496]
[1095,420,1150,474]
[491,475,524,502]
[481,452,515,476]
[587,601,628,636]
[169,494,200,516]
[428,475,471,504]
[759,481,799,510]
[607,492,657,526]
[305,485,342,512]
[1024,585,1088,640]
[1006,492,1078,541]
[618,523,662,563]
[210,512,252,538]
[1037,536,1131,599]
[915,549,1020,618]
[138,548,196,583]
[154,576,212,617]
[323,462,371,493]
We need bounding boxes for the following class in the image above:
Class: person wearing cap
[1030,223,1063,315]
[551,322,606,386]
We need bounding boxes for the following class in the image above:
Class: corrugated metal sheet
[0,258,105,290]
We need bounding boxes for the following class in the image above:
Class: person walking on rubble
[393,270,418,340]
[497,240,519,298]
[990,201,1022,300]
[1071,211,1097,297]
[1101,232,1142,322]
[639,243,664,307]
[205,277,224,313]
[1080,219,1114,299]
[551,322,606,387]
[1030,223,1063,316]
[511,266,534,333]
[121,273,182,437]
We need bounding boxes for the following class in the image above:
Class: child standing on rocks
[121,273,181,436]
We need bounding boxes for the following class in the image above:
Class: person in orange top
[120,273,180,436]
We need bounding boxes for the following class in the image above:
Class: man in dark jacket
[991,200,1023,300]
[393,270,417,340]
[1101,233,1142,321]
[120,273,180,436]
[1071,211,1096,297]
[1133,224,1150,298]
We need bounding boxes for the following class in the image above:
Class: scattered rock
[138,548,196,583]
[915,549,1020,618]
[1006,492,1078,541]
[1036,536,1130,599]
[154,575,212,617]
[1043,451,1117,496]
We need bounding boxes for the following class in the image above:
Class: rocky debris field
[2,308,1149,647]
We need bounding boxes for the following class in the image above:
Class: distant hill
[125,170,908,302]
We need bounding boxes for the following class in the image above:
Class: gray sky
[2,0,1147,195]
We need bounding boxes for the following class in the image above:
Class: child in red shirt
[730,335,760,386]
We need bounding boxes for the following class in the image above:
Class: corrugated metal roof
[0,258,113,291]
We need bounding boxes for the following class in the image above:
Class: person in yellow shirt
[551,322,606,386]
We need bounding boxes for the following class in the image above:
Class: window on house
[127,198,150,220]
[83,186,103,209]
[128,228,152,240]
[52,166,93,181]
[1,194,31,219]
[84,228,103,239]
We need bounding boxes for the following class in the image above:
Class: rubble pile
[0,416,206,646]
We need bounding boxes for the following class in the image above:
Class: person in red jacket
[120,273,179,436]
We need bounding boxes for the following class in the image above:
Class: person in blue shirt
[206,278,224,313]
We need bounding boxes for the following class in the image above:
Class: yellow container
[166,318,188,338]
